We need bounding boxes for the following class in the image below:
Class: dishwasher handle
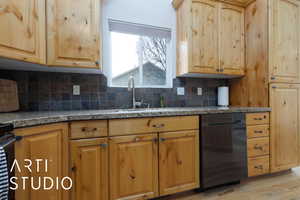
[207,120,242,126]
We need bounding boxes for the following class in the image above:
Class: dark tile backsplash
[0,70,227,111]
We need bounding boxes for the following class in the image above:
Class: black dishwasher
[200,113,247,190]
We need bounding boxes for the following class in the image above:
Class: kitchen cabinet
[47,0,101,68]
[230,0,300,173]
[0,0,46,64]
[109,134,159,200]
[219,3,245,75]
[269,0,300,83]
[159,131,199,195]
[270,84,300,172]
[71,138,108,200]
[174,0,245,77]
[13,123,69,200]
[0,0,101,69]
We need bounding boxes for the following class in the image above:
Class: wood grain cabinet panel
[70,120,108,139]
[0,0,46,64]
[47,0,101,68]
[270,0,300,83]
[109,134,159,200]
[247,137,269,157]
[13,123,69,200]
[248,156,270,177]
[270,84,300,172]
[71,138,108,200]
[159,131,200,196]
[246,112,270,125]
[190,0,219,74]
[247,125,269,138]
[219,3,245,76]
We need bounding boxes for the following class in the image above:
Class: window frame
[106,20,173,89]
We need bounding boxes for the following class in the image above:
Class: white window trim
[105,20,173,89]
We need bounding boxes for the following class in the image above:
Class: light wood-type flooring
[162,168,300,200]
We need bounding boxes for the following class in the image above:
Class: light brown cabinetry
[109,116,200,199]
[159,131,199,195]
[230,0,300,173]
[246,113,270,177]
[174,0,245,77]
[269,0,300,83]
[0,0,46,64]
[14,123,69,200]
[109,134,159,200]
[270,84,300,172]
[0,0,101,69]
[47,0,101,68]
[70,138,108,200]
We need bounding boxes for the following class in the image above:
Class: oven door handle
[1,136,22,148]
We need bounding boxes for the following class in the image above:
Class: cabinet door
[0,0,46,63]
[109,134,158,200]
[159,131,200,196]
[14,123,69,200]
[47,0,100,68]
[219,3,245,76]
[71,138,108,200]
[270,84,300,172]
[190,0,219,74]
[270,0,300,83]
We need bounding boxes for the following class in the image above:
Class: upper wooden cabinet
[174,0,245,77]
[269,0,300,83]
[0,0,101,69]
[0,0,46,64]
[14,123,69,200]
[219,3,245,75]
[47,0,101,68]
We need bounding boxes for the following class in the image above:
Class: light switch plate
[73,85,80,95]
[177,87,185,96]
[197,88,203,96]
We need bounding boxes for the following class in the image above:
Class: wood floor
[162,168,300,200]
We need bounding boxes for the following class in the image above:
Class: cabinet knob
[254,144,263,151]
[82,127,98,132]
[153,124,165,128]
[254,130,263,134]
[159,138,166,142]
[254,165,263,170]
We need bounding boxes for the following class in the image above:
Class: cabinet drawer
[247,125,269,138]
[109,116,199,136]
[247,137,269,157]
[70,120,108,139]
[248,156,270,177]
[246,113,269,125]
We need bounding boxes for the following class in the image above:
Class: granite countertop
[0,107,271,129]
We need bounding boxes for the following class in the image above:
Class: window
[108,19,172,88]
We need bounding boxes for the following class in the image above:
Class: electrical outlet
[73,85,80,95]
[197,88,203,96]
[177,87,185,96]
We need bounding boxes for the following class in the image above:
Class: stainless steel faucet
[128,75,136,109]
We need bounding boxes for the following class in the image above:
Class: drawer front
[109,116,199,136]
[247,137,269,157]
[70,120,108,139]
[247,125,269,138]
[248,156,270,177]
[246,113,269,125]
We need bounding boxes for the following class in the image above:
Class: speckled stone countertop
[0,107,271,129]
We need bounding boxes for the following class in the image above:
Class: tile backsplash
[0,70,227,111]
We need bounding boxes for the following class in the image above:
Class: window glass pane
[110,22,170,87]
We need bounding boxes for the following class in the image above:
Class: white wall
[102,0,177,80]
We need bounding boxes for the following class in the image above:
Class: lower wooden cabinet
[159,131,200,195]
[70,138,108,200]
[14,123,69,200]
[270,84,300,172]
[109,134,159,200]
